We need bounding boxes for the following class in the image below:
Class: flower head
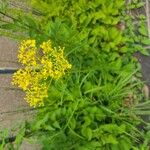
[12,39,72,107]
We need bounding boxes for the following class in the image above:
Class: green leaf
[23,15,37,27]
[139,26,148,36]
[115,58,122,70]
[108,27,120,40]
[50,113,56,121]
[0,23,17,30]
[88,141,101,148]
[44,125,55,131]
[140,48,149,56]
[115,0,125,8]
[33,113,49,130]
[14,124,26,148]
[141,38,150,45]
[102,135,118,145]
[81,127,93,140]
[136,2,145,8]
[53,121,61,129]
[84,116,91,126]
[94,11,106,20]
[69,117,76,129]
[119,137,132,150]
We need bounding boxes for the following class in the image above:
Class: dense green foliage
[0,0,150,149]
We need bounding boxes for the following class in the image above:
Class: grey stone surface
[0,74,29,129]
[20,141,41,150]
[0,37,20,68]
[135,52,150,88]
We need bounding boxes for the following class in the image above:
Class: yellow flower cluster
[12,39,71,107]
[12,68,32,91]
[40,41,72,79]
[18,40,37,66]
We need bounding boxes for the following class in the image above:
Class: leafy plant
[0,0,150,149]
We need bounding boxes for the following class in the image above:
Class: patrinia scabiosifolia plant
[0,0,150,149]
